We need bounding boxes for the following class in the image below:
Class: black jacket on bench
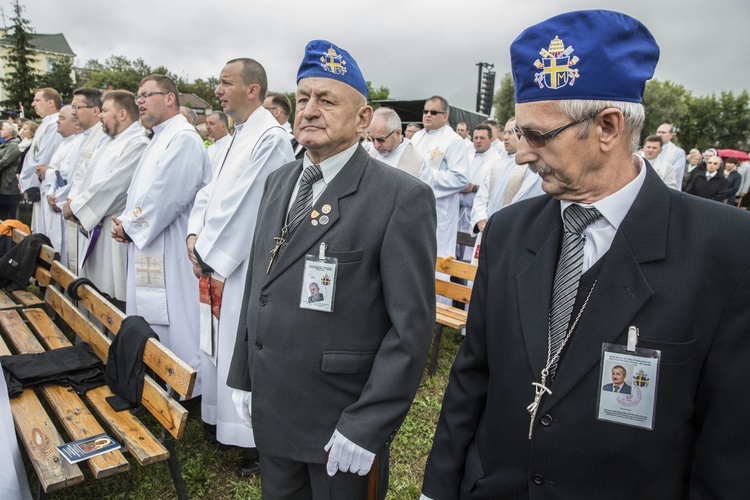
[0,233,51,291]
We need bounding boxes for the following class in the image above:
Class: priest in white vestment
[205,111,231,170]
[411,96,468,261]
[656,123,686,190]
[68,91,149,305]
[36,106,81,262]
[642,135,677,189]
[56,88,107,272]
[187,59,294,475]
[367,107,422,178]
[113,75,211,398]
[459,124,500,236]
[19,88,63,235]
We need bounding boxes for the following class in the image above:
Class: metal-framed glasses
[512,111,601,148]
[71,104,95,111]
[369,129,396,144]
[135,91,169,102]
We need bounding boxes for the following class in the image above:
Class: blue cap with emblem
[297,40,368,99]
[510,10,659,104]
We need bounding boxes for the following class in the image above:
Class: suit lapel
[516,197,562,377]
[265,146,367,284]
[541,167,669,411]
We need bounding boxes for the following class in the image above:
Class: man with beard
[66,90,148,309]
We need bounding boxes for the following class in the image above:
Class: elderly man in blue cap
[421,10,750,499]
[227,40,437,499]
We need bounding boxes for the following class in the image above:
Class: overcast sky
[19,0,750,111]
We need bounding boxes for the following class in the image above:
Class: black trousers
[259,450,389,500]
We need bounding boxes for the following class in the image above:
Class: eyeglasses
[369,129,396,144]
[71,104,95,111]
[135,91,169,102]
[512,111,601,148]
[423,109,445,116]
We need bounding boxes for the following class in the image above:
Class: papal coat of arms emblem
[533,35,580,89]
[320,47,347,75]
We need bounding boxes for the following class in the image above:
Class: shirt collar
[561,155,647,232]
[303,142,358,184]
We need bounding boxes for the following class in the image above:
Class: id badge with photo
[596,326,660,430]
[300,243,337,313]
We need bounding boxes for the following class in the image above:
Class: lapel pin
[311,210,320,219]
[311,219,319,226]
[319,215,329,225]
[322,204,332,214]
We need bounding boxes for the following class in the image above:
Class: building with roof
[0,31,75,104]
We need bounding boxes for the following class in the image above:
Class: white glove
[231,389,252,428]
[324,429,375,477]
[419,495,434,500]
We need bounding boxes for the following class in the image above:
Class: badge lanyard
[299,242,337,313]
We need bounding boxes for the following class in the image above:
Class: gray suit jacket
[227,145,437,464]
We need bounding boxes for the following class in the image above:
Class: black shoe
[203,423,218,445]
[236,448,261,478]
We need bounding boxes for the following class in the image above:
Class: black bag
[24,187,40,202]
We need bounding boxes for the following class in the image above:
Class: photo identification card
[300,252,337,313]
[597,343,660,430]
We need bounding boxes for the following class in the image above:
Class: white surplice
[188,106,293,447]
[121,114,210,397]
[206,134,231,173]
[19,113,62,234]
[0,372,32,500]
[411,125,469,260]
[41,134,80,259]
[459,148,500,233]
[71,121,149,301]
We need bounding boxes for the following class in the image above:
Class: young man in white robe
[187,58,294,478]
[55,88,107,272]
[411,96,468,260]
[112,75,210,397]
[19,88,63,234]
[67,90,149,308]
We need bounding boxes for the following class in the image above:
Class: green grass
[23,327,464,499]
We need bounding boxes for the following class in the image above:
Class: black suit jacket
[227,145,437,464]
[422,165,750,499]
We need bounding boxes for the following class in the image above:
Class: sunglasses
[423,109,445,116]
[512,111,601,148]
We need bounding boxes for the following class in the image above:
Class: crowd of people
[2,7,749,500]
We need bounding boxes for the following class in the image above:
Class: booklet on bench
[57,432,122,464]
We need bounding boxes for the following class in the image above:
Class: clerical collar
[561,155,647,233]
[303,142,358,185]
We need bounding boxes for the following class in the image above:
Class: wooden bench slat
[44,287,189,440]
[435,256,477,281]
[22,308,170,466]
[0,291,22,310]
[435,280,472,304]
[11,290,44,307]
[49,262,196,400]
[34,267,53,287]
[436,303,469,323]
[0,310,130,478]
[0,333,84,492]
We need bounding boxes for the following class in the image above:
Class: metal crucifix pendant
[266,235,285,274]
[526,369,552,439]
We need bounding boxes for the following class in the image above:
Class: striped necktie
[547,204,602,378]
[287,163,323,234]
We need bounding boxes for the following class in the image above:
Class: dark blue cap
[511,10,659,104]
[297,40,368,98]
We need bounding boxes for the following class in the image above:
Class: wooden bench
[428,256,477,375]
[0,228,197,499]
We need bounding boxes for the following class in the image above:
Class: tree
[367,81,390,108]
[493,72,514,125]
[82,55,154,92]
[38,56,74,102]
[641,79,690,146]
[0,0,39,115]
[179,77,220,110]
